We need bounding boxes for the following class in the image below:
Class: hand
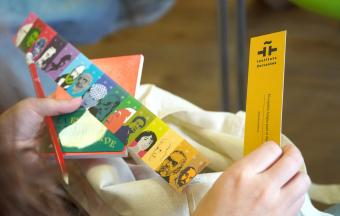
[0,97,81,151]
[193,142,311,216]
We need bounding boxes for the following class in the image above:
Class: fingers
[26,97,82,117]
[281,172,311,206]
[265,144,304,187]
[239,141,283,174]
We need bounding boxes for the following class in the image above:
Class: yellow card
[171,141,209,191]
[244,31,287,155]
[128,118,169,158]
[155,140,209,192]
[141,129,210,191]
[142,129,182,169]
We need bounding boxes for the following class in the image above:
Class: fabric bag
[66,84,340,216]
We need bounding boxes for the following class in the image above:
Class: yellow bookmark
[244,31,287,155]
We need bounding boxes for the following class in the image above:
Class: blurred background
[0,0,339,210]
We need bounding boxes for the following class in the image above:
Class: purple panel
[45,43,80,79]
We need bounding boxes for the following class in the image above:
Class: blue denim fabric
[326,204,340,216]
[0,0,174,110]
[0,0,174,44]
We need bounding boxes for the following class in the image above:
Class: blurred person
[0,0,175,111]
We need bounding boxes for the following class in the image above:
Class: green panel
[291,0,340,20]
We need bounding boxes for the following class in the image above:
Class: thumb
[26,97,82,117]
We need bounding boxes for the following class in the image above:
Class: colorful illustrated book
[49,55,144,158]
[14,13,209,191]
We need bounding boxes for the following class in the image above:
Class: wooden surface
[79,0,340,192]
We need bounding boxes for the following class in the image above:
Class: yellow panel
[142,129,182,169]
[244,31,287,155]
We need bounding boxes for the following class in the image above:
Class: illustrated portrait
[38,36,67,70]
[15,23,33,47]
[71,72,93,94]
[130,131,157,157]
[104,108,136,133]
[156,150,187,182]
[36,46,56,69]
[56,65,86,89]
[115,116,146,144]
[82,83,108,109]
[176,166,197,187]
[88,92,121,121]
[20,28,40,51]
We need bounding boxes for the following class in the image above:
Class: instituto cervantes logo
[256,40,277,68]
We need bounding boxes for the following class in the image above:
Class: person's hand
[0,97,82,151]
[193,142,311,216]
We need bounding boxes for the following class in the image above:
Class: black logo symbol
[257,41,277,57]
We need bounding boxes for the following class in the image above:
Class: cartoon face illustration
[32,38,46,57]
[137,132,157,150]
[104,108,136,133]
[89,93,121,121]
[157,151,187,178]
[65,65,86,84]
[72,73,93,93]
[56,65,86,89]
[176,166,197,187]
[36,47,57,68]
[129,117,146,133]
[15,23,33,46]
[21,28,40,50]
[133,131,157,153]
[82,84,108,109]
[115,116,147,144]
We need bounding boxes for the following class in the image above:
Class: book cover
[49,55,144,158]
[14,13,209,191]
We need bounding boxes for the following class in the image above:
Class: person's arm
[194,142,311,216]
